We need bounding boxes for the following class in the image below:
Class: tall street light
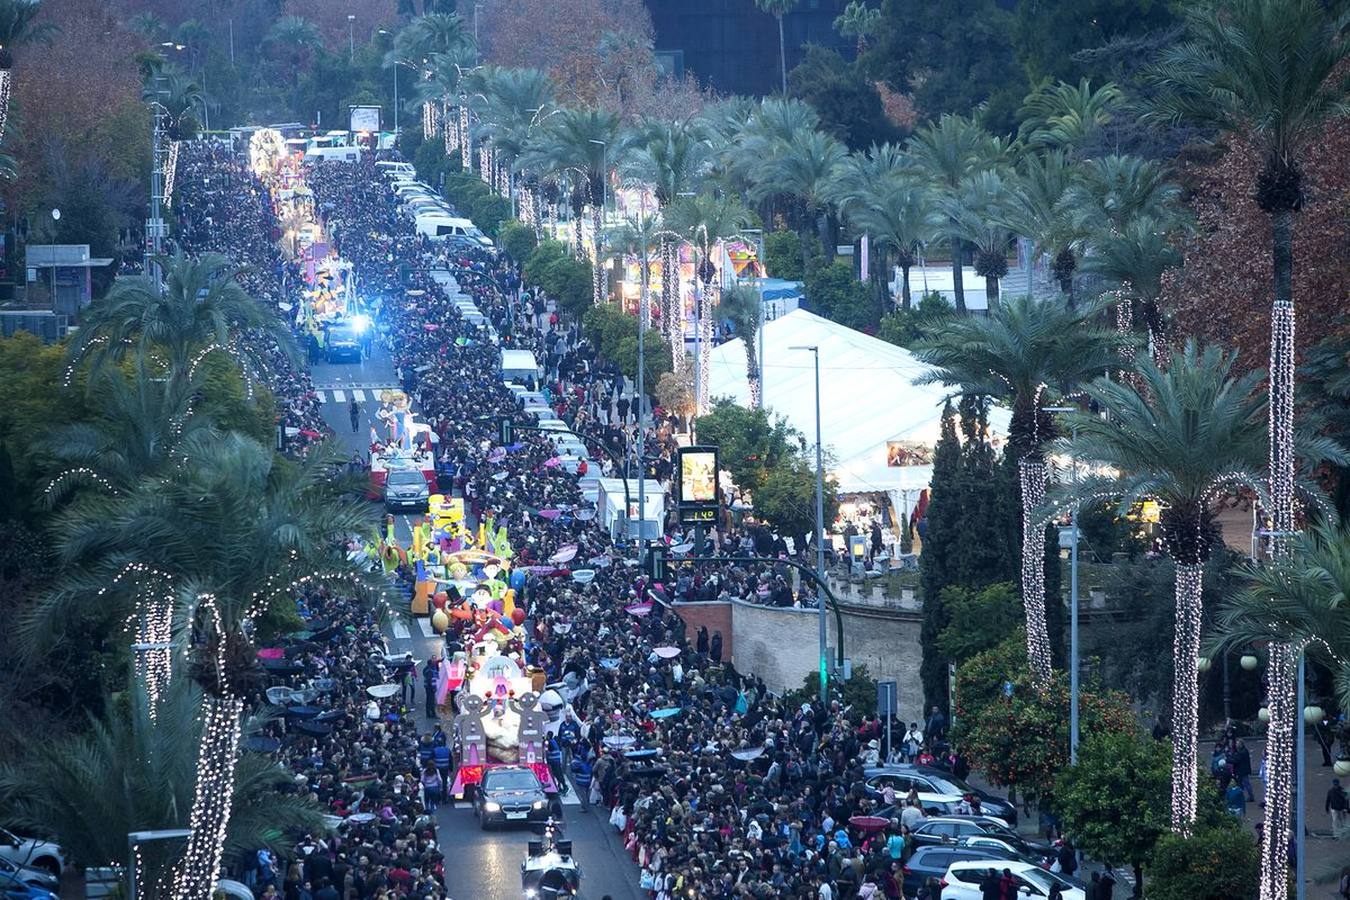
[377,30,399,135]
[791,343,827,702]
[1045,406,1080,763]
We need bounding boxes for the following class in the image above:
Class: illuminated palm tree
[1060,342,1268,830]
[915,295,1128,687]
[1148,2,1350,887]
[625,116,714,358]
[519,107,628,305]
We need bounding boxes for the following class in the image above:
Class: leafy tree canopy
[696,399,804,494]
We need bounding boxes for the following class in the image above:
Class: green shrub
[1148,824,1259,900]
[764,229,804,280]
[804,260,877,331]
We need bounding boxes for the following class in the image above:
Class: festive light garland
[1170,560,1205,831]
[163,140,181,211]
[422,100,441,139]
[173,595,242,900]
[0,69,11,141]
[697,283,715,415]
[1260,294,1298,900]
[1018,456,1053,685]
[459,105,472,170]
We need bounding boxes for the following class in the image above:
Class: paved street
[311,340,643,899]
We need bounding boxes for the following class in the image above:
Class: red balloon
[510,607,526,626]
[433,592,449,610]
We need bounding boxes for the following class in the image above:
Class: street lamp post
[378,31,399,136]
[791,344,827,703]
[127,829,192,900]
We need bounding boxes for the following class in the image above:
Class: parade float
[367,389,438,498]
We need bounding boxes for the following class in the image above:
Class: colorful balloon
[510,607,526,626]
[431,610,449,632]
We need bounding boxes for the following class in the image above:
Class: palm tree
[1065,154,1180,238]
[1017,78,1124,153]
[718,283,763,407]
[0,0,55,139]
[1079,214,1185,361]
[126,10,163,42]
[833,0,881,53]
[466,65,556,201]
[415,49,477,154]
[28,434,378,899]
[66,250,298,392]
[664,192,754,416]
[1060,342,1268,831]
[264,14,321,86]
[0,679,329,900]
[1000,149,1088,305]
[40,362,217,506]
[913,295,1129,687]
[755,0,798,96]
[1215,523,1350,715]
[846,176,942,310]
[519,107,627,305]
[625,116,714,357]
[944,169,1018,310]
[1149,9,1350,883]
[384,10,472,69]
[749,127,847,263]
[908,114,1011,313]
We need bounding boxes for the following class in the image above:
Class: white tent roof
[707,308,1006,496]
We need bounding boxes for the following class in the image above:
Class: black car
[901,845,1019,896]
[325,324,362,363]
[474,766,550,830]
[908,817,1054,861]
[863,765,1018,826]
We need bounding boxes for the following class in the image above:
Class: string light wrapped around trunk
[1018,456,1054,685]
[1260,294,1298,900]
[1170,561,1205,831]
[459,105,472,170]
[0,68,11,141]
[173,595,243,900]
[163,141,181,211]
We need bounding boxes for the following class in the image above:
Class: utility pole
[791,344,827,702]
[146,78,167,292]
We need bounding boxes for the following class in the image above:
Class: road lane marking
[332,389,346,402]
[418,618,437,638]
[352,388,366,401]
[392,619,411,640]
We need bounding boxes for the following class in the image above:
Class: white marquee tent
[707,308,1007,514]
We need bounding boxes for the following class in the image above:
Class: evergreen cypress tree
[953,396,1019,588]
[920,401,962,708]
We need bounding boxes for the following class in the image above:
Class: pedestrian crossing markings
[316,385,400,403]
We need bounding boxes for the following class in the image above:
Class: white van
[375,161,416,180]
[303,145,362,164]
[414,214,493,247]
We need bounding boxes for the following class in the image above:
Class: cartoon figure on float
[450,651,555,797]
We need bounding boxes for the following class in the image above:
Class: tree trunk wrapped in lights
[1018,455,1054,686]
[1260,246,1298,899]
[422,100,440,138]
[591,203,604,305]
[163,141,181,211]
[133,597,174,721]
[662,239,681,371]
[0,67,10,141]
[173,693,243,899]
[459,104,472,170]
[1169,560,1205,830]
[443,102,457,156]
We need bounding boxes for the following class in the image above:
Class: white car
[941,860,1084,900]
[0,827,63,876]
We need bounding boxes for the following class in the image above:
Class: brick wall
[671,601,734,659]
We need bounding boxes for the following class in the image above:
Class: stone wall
[674,599,926,722]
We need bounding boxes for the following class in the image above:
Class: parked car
[941,859,1085,899]
[901,845,1017,896]
[862,765,1018,825]
[872,793,1000,824]
[907,817,1053,861]
[0,831,61,878]
[0,869,54,900]
[384,468,430,512]
[474,766,550,830]
[0,858,55,893]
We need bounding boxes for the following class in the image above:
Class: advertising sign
[678,446,719,524]
[349,105,381,134]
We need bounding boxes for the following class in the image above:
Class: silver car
[384,469,430,512]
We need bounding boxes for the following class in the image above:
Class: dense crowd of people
[297,154,968,900]
[179,144,994,900]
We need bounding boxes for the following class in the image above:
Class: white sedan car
[941,860,1085,900]
[0,827,63,876]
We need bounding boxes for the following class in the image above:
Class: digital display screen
[349,106,381,133]
[679,447,718,505]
